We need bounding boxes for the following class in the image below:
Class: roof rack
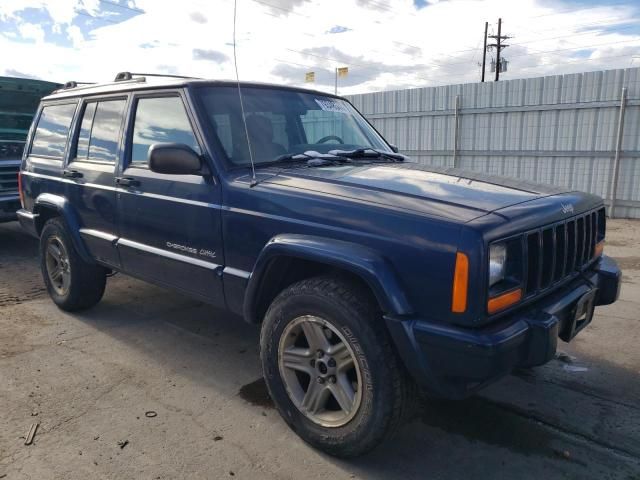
[49,72,202,96]
[62,81,96,89]
[114,71,201,82]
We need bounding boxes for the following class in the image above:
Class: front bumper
[385,255,621,399]
[0,195,20,222]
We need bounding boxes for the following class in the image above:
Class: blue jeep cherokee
[17,72,621,457]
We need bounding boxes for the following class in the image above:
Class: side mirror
[148,143,206,175]
[389,144,400,153]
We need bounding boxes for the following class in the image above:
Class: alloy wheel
[45,236,71,296]
[278,315,363,427]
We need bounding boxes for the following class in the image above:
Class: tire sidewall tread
[40,217,106,312]
[260,275,412,458]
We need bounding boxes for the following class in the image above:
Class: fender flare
[243,234,412,323]
[34,193,94,264]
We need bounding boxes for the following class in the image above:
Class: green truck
[1,76,60,221]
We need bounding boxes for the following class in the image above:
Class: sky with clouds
[1,0,639,95]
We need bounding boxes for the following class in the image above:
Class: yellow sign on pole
[337,67,349,78]
[305,71,315,83]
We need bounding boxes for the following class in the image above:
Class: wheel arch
[243,234,412,324]
[34,193,94,264]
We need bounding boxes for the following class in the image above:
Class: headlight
[489,243,507,287]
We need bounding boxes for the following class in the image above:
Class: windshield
[196,86,390,167]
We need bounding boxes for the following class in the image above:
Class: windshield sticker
[315,99,350,114]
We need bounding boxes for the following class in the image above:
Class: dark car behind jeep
[17,72,621,457]
[0,76,59,222]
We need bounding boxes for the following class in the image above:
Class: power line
[281,47,454,84]
[509,37,640,61]
[74,10,120,25]
[360,0,396,15]
[98,0,145,14]
[512,51,640,75]
[516,2,636,21]
[272,32,640,87]
[511,22,640,48]
[420,34,640,71]
[507,15,639,37]
[251,0,308,17]
[74,0,146,25]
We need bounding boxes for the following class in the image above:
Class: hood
[264,162,572,222]
[0,77,60,143]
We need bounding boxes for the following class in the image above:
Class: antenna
[233,0,257,186]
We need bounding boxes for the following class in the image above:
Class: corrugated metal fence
[347,67,640,219]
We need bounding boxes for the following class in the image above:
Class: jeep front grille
[0,162,20,195]
[0,141,23,195]
[523,207,604,296]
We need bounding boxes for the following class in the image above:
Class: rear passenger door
[115,91,225,306]
[65,96,127,268]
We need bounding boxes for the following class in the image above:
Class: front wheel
[260,275,414,458]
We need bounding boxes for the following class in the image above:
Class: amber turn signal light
[594,240,605,258]
[487,288,522,314]
[451,252,469,313]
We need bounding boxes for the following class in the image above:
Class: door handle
[63,169,83,179]
[115,177,140,188]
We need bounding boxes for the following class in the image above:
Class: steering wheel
[316,135,344,144]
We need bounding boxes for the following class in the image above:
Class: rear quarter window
[30,103,77,158]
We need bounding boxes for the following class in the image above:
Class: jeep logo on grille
[561,203,574,215]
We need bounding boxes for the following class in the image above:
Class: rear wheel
[260,275,414,458]
[40,218,107,311]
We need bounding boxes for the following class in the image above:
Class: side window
[73,99,126,163]
[30,103,77,158]
[75,102,96,160]
[130,96,201,166]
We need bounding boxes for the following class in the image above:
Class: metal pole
[453,95,460,168]
[495,18,502,82]
[481,22,488,82]
[335,68,338,95]
[609,86,627,218]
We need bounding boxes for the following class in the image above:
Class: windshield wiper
[328,148,405,162]
[259,152,313,166]
[257,151,350,169]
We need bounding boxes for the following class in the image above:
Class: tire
[260,275,414,458]
[40,217,107,311]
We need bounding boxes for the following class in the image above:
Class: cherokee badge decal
[166,242,216,259]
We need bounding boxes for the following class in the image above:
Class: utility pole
[494,18,502,81]
[481,21,488,82]
[487,18,510,81]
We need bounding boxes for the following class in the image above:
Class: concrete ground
[0,220,639,480]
